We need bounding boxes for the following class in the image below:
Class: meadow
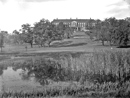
[0,31,130,98]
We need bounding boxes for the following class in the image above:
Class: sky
[0,0,130,33]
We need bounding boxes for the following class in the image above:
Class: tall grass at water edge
[1,50,130,97]
[60,49,130,83]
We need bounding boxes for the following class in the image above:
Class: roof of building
[52,19,95,23]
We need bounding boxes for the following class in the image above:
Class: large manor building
[52,18,96,31]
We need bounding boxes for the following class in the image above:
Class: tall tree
[33,19,51,47]
[21,24,34,48]
[107,18,130,46]
[98,26,108,46]
[56,22,66,39]
[114,19,130,46]
[64,26,73,39]
[0,31,4,52]
[12,30,23,44]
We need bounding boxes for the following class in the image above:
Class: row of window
[53,22,96,27]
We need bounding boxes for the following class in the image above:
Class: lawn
[1,31,127,55]
[0,31,129,65]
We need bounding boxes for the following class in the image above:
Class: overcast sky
[0,0,130,33]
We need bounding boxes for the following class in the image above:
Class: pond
[0,53,91,94]
[0,65,45,93]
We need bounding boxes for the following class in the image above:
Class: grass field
[1,31,128,55]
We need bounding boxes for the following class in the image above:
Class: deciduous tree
[21,24,34,48]
[0,31,4,52]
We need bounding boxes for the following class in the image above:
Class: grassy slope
[1,31,125,54]
[0,31,129,67]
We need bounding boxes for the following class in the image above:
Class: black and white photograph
[0,0,130,97]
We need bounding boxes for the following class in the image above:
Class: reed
[1,50,130,97]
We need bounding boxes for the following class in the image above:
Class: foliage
[33,19,51,47]
[20,23,34,48]
[64,25,74,39]
[95,21,110,45]
[114,20,130,46]
[0,31,5,52]
[33,19,74,47]
[88,17,130,46]
[106,18,130,46]
[11,30,23,44]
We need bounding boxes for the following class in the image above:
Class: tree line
[0,17,130,49]
[0,19,74,48]
[13,19,74,48]
[87,17,130,47]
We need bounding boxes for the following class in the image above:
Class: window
[78,23,80,26]
[84,23,85,27]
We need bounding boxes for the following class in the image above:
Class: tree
[43,23,58,46]
[114,19,130,46]
[13,30,19,35]
[125,17,130,22]
[106,18,130,46]
[34,19,72,47]
[87,19,102,41]
[98,26,108,46]
[64,26,74,39]
[0,31,4,52]
[21,24,34,48]
[33,19,52,47]
[93,21,106,45]
[56,22,65,39]
[0,31,10,45]
[105,17,118,45]
[33,19,74,47]
[12,30,23,44]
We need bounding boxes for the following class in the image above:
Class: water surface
[0,66,44,93]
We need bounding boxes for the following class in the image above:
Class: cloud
[107,1,124,7]
[107,5,130,18]
[106,0,130,18]
[108,6,128,13]
[0,0,7,3]
[124,0,130,10]
[125,0,130,5]
[23,0,64,2]
[17,0,29,10]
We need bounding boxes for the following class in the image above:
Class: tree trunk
[102,40,104,46]
[47,40,52,47]
[48,42,51,47]
[109,40,112,46]
[30,42,33,48]
[38,44,40,48]
[41,43,43,47]
[1,46,2,52]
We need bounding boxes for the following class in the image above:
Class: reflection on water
[0,66,45,93]
[0,58,67,93]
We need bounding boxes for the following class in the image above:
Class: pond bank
[0,50,130,97]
